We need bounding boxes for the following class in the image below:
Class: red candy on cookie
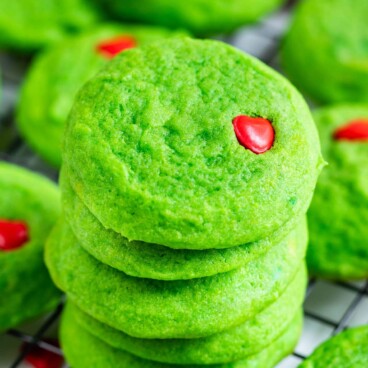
[23,339,64,368]
[96,35,137,58]
[0,219,29,251]
[232,115,275,154]
[333,119,368,141]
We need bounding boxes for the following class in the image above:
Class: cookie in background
[0,0,101,52]
[307,105,368,279]
[281,0,368,104]
[298,325,368,368]
[0,161,61,331]
[17,24,188,167]
[94,0,286,36]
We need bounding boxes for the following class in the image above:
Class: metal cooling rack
[1,1,367,367]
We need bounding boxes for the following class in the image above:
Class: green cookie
[17,25,187,167]
[0,0,99,51]
[61,170,307,280]
[299,326,368,368]
[69,264,306,365]
[61,304,302,368]
[63,38,323,250]
[0,162,61,331]
[46,216,306,339]
[307,105,368,279]
[281,0,368,104]
[96,0,284,36]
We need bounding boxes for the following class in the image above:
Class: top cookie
[96,0,284,36]
[281,0,368,104]
[63,38,323,249]
[307,104,368,279]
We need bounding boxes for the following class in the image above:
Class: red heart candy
[96,35,137,59]
[333,119,368,141]
[232,115,275,154]
[23,339,63,368]
[0,219,29,251]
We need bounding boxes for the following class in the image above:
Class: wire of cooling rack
[1,1,367,367]
[6,301,64,368]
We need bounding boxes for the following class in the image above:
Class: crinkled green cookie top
[17,24,187,168]
[46,215,306,339]
[307,105,368,279]
[61,168,306,280]
[299,326,368,368]
[0,0,100,51]
[67,265,306,365]
[63,38,323,249]
[281,0,368,104]
[0,161,61,331]
[61,304,302,368]
[96,0,284,36]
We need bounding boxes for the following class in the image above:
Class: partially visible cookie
[299,326,368,368]
[95,0,284,36]
[0,162,61,331]
[307,104,368,279]
[0,0,99,51]
[281,0,368,103]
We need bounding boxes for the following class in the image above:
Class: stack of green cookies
[281,0,368,104]
[46,38,323,367]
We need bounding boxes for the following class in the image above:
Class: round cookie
[62,305,302,368]
[61,169,307,280]
[307,105,368,279]
[17,25,187,167]
[63,38,324,250]
[45,216,306,339]
[298,326,368,368]
[0,161,61,331]
[0,0,99,51]
[281,0,368,104]
[96,0,284,36]
[68,265,306,364]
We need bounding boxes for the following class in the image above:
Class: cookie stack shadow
[46,169,308,368]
